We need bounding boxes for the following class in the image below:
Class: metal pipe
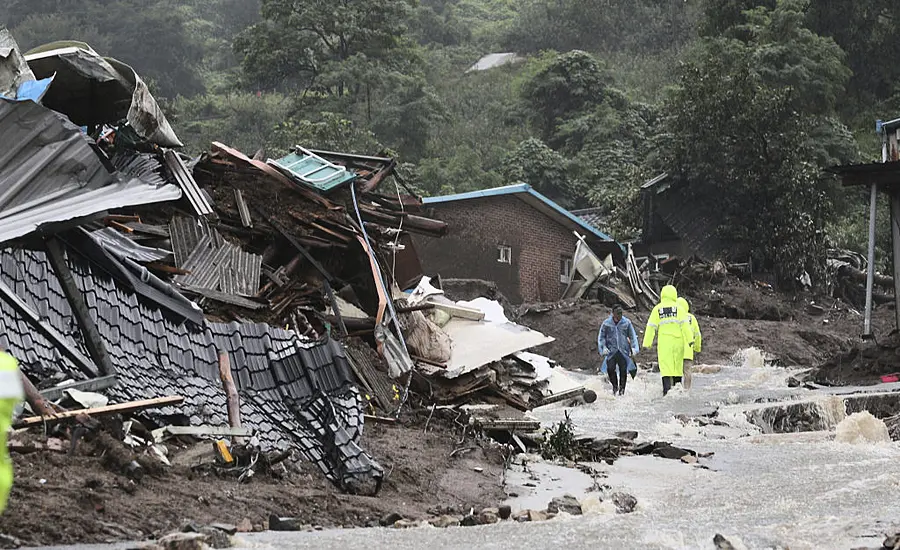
[892,192,900,331]
[864,183,878,336]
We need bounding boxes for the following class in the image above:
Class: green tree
[665,45,832,287]
[500,138,580,208]
[235,0,417,97]
[522,50,609,142]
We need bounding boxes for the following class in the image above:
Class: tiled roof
[0,246,382,492]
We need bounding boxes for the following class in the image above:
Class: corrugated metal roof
[169,217,223,267]
[164,150,214,217]
[0,99,181,246]
[90,227,173,263]
[423,183,617,242]
[173,226,262,297]
[0,99,181,245]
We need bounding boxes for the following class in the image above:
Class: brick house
[413,184,621,304]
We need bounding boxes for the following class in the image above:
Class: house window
[497,245,512,264]
[560,255,573,283]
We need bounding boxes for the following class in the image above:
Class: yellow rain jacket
[0,351,22,515]
[642,285,694,377]
[677,297,702,361]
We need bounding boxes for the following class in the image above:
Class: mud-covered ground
[520,278,894,372]
[0,412,506,547]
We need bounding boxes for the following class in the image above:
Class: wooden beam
[217,351,242,434]
[21,373,57,418]
[152,425,253,443]
[14,396,184,428]
[0,279,99,378]
[45,237,116,376]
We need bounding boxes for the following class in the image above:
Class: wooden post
[21,373,57,419]
[217,351,243,436]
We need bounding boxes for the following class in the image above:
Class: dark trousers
[662,376,683,396]
[607,352,629,393]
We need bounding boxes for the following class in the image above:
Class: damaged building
[0,29,587,502]
[414,184,624,304]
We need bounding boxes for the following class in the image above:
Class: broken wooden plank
[152,425,254,443]
[364,414,397,424]
[108,220,134,233]
[14,396,184,428]
[234,189,253,228]
[8,438,67,454]
[39,375,119,402]
[538,387,586,407]
[426,300,486,322]
[474,419,542,432]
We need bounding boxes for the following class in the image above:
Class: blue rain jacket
[598,315,639,374]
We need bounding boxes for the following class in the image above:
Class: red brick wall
[413,195,580,304]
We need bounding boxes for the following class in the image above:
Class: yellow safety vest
[0,352,23,515]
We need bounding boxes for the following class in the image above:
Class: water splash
[834,411,891,445]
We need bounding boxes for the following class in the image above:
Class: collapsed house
[0,29,580,495]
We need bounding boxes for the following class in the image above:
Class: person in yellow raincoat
[0,351,22,515]
[677,297,702,390]
[642,285,694,396]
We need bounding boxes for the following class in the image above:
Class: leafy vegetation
[5,0,899,283]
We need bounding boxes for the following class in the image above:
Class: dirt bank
[520,279,893,370]
[0,412,506,547]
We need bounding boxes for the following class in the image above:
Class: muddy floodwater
[33,350,900,550]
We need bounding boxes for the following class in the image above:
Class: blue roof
[422,183,616,241]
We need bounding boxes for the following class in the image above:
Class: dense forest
[3,0,900,285]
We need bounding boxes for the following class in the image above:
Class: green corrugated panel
[268,148,357,193]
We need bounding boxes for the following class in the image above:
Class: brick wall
[413,195,580,304]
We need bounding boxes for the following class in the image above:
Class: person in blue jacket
[598,304,639,396]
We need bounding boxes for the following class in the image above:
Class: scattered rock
[157,532,208,550]
[498,505,512,520]
[528,509,554,522]
[652,442,697,460]
[478,508,499,525]
[393,519,420,529]
[513,510,530,522]
[379,512,403,527]
[428,515,460,528]
[615,431,638,441]
[699,452,715,458]
[209,524,237,536]
[268,515,306,531]
[612,493,637,514]
[460,514,479,527]
[0,534,22,549]
[884,533,900,550]
[236,519,253,533]
[713,534,736,550]
[198,528,231,549]
[681,455,698,464]
[548,494,582,515]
